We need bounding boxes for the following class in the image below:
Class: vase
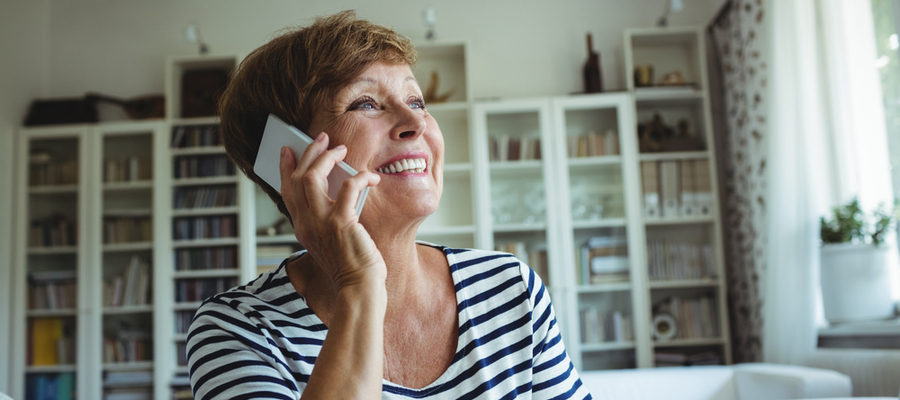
[819,243,896,324]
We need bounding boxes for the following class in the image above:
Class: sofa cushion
[732,363,853,400]
[580,366,738,400]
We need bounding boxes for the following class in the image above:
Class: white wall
[43,0,726,102]
[0,0,50,393]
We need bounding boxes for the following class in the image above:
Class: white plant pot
[819,243,895,324]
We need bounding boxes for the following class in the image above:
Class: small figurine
[659,71,686,86]
[424,70,455,104]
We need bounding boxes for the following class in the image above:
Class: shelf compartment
[429,106,471,164]
[414,43,469,103]
[636,98,708,154]
[580,348,636,371]
[564,106,621,159]
[420,173,474,231]
[578,290,634,345]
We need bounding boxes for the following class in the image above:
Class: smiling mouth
[377,158,426,174]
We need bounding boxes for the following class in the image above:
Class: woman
[187,11,590,399]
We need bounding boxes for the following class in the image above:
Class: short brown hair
[218,10,417,221]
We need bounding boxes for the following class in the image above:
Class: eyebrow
[349,76,417,85]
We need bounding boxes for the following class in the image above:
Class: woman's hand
[278,132,387,291]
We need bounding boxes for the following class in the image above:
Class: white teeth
[379,158,427,174]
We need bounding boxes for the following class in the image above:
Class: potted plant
[819,198,897,324]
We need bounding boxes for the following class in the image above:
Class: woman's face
[308,61,444,227]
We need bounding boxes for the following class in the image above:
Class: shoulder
[446,247,544,293]
[186,256,317,346]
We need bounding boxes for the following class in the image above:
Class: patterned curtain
[708,0,768,363]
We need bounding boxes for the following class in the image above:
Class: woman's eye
[410,97,426,110]
[348,97,377,111]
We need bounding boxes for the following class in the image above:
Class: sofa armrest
[732,363,852,400]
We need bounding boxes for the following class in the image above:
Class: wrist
[336,277,387,313]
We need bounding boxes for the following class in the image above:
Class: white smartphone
[253,114,368,216]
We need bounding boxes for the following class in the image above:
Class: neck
[366,219,426,304]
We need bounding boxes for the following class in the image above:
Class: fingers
[300,144,349,212]
[333,171,380,218]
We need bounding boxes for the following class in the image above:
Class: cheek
[320,117,377,171]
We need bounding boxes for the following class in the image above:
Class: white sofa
[580,363,855,400]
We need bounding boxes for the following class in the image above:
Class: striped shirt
[187,245,592,399]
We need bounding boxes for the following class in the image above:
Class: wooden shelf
[27,308,77,318]
[580,341,636,352]
[172,238,239,248]
[173,269,240,279]
[171,146,226,156]
[172,206,240,217]
[27,246,78,255]
[653,337,725,348]
[103,305,154,315]
[644,215,714,226]
[102,180,153,191]
[29,184,79,194]
[103,242,153,252]
[172,176,238,187]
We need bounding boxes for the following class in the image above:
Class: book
[31,318,65,365]
[580,236,629,285]
[659,160,680,217]
[695,159,712,215]
[641,161,660,218]
[680,159,697,216]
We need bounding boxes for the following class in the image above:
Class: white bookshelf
[13,125,91,400]
[625,26,732,367]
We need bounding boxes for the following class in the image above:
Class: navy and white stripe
[187,245,592,399]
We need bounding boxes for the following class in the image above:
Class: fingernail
[316,132,326,142]
[335,145,346,151]
[281,147,288,158]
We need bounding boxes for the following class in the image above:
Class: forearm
[302,280,387,399]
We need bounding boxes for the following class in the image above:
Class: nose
[390,102,426,140]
